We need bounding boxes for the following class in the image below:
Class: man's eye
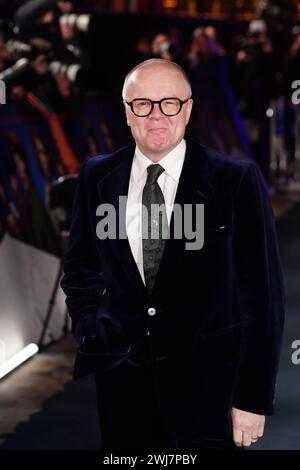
[137,101,148,107]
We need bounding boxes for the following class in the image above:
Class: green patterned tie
[142,164,169,295]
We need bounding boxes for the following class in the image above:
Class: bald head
[122,59,192,101]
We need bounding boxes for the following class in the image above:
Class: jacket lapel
[152,139,214,298]
[96,139,215,303]
[97,145,147,302]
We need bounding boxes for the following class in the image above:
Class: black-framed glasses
[125,97,191,117]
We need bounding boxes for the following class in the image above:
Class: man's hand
[231,406,265,448]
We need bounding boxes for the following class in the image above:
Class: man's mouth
[147,128,168,133]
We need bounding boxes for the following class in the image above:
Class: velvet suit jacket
[61,138,285,439]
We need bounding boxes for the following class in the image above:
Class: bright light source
[266,108,274,118]
[0,343,39,379]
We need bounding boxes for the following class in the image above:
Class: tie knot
[146,164,165,185]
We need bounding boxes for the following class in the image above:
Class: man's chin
[147,140,170,153]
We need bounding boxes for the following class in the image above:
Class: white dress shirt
[126,139,186,284]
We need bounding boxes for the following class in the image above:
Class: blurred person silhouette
[31,129,66,204]
[231,19,277,178]
[6,130,60,255]
[151,33,173,61]
[187,27,252,161]
[282,31,300,176]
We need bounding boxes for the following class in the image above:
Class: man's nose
[149,103,164,118]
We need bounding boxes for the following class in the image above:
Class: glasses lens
[161,98,181,116]
[132,99,152,116]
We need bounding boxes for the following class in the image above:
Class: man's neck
[136,140,184,163]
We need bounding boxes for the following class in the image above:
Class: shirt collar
[132,139,186,183]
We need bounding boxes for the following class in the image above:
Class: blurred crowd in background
[1,0,300,254]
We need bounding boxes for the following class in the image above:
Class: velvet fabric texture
[61,138,285,441]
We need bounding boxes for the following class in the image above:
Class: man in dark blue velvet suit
[61,59,285,450]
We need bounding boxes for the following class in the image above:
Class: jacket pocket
[192,322,243,373]
[200,321,243,339]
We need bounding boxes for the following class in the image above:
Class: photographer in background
[231,19,277,178]
[0,0,91,112]
[0,28,10,72]
[150,31,186,68]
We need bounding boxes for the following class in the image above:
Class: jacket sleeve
[60,160,105,346]
[231,162,285,415]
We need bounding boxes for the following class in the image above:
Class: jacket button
[147,307,156,316]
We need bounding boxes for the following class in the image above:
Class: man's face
[124,65,193,161]
[151,34,169,55]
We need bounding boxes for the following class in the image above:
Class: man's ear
[185,98,193,125]
[124,102,131,127]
